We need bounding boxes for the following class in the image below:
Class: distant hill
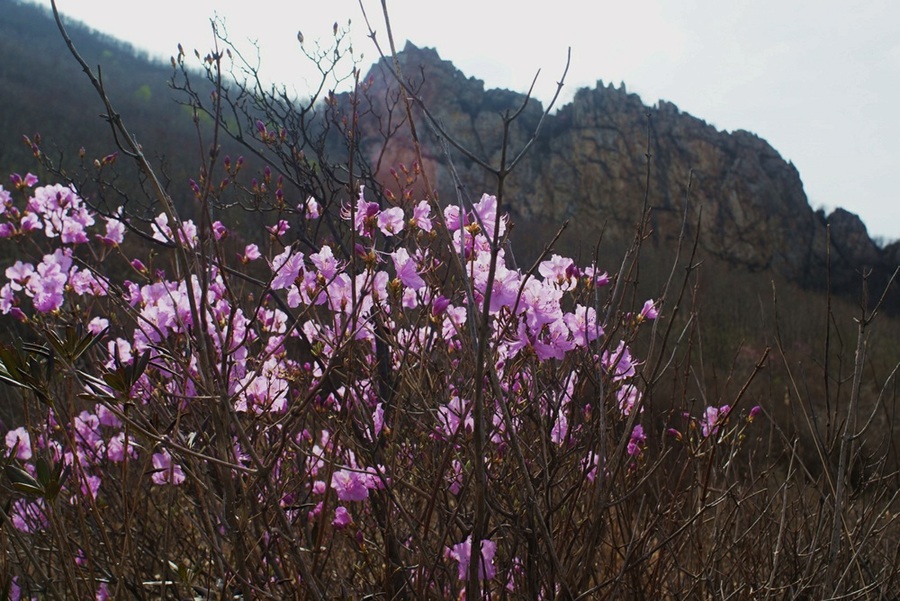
[353,43,899,304]
[0,0,209,215]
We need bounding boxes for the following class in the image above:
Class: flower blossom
[151,449,186,485]
[701,405,731,438]
[447,536,497,581]
[627,424,646,457]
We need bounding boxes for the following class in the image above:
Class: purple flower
[431,294,451,317]
[212,220,228,240]
[310,245,339,280]
[240,243,261,263]
[372,403,384,439]
[378,206,405,236]
[564,305,603,347]
[584,266,610,287]
[602,341,637,381]
[473,193,505,238]
[539,254,577,290]
[616,384,642,416]
[411,200,433,232]
[627,424,646,457]
[639,299,659,321]
[10,172,38,189]
[436,396,473,439]
[98,215,125,246]
[392,247,425,290]
[266,219,290,237]
[270,246,304,290]
[701,405,731,438]
[447,536,497,581]
[333,506,353,529]
[151,449,186,485]
[303,196,321,219]
[331,468,369,501]
[28,249,71,313]
[5,427,31,460]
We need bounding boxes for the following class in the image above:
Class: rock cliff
[352,43,897,299]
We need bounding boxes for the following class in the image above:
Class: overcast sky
[29,0,900,243]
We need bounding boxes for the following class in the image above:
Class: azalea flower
[333,506,353,529]
[151,449,186,485]
[638,299,659,321]
[701,404,731,438]
[410,200,432,232]
[391,247,425,290]
[270,246,304,290]
[377,206,405,236]
[627,424,646,457]
[447,536,497,581]
[303,196,321,219]
[331,468,369,502]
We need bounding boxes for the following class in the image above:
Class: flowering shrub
[0,171,693,597]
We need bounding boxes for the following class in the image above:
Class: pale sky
[29,0,900,243]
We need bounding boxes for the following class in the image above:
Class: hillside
[0,0,208,213]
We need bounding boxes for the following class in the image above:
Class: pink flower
[266,219,290,237]
[377,206,405,236]
[27,249,72,313]
[638,299,659,321]
[391,247,425,290]
[333,506,353,529]
[5,427,31,460]
[310,245,339,279]
[98,215,125,246]
[627,424,646,457]
[270,246,304,290]
[11,498,47,532]
[341,186,380,236]
[447,536,497,581]
[107,433,137,463]
[431,294,451,317]
[564,305,603,347]
[151,449,186,485]
[5,260,34,290]
[303,196,321,219]
[443,205,463,231]
[10,172,38,189]
[212,220,228,240]
[436,396,473,439]
[602,341,637,381]
[539,254,577,290]
[411,200,432,232]
[473,193,505,238]
[332,469,369,501]
[241,243,261,263]
[701,405,731,438]
[584,266,610,287]
[20,212,41,233]
[372,403,384,439]
[616,384,642,416]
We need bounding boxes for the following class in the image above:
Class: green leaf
[5,464,42,497]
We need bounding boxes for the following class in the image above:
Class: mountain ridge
[354,42,898,298]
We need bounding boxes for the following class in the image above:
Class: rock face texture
[352,43,897,298]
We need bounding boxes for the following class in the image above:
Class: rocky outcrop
[352,43,898,299]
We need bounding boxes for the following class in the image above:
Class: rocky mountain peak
[355,45,897,302]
